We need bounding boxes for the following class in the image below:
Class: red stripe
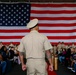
[31,10,76,14]
[2,42,76,45]
[0,36,23,39]
[0,30,30,33]
[47,36,76,39]
[39,30,76,33]
[0,36,76,39]
[31,4,76,7]
[0,29,76,33]
[2,30,71,33]
[2,42,20,45]
[31,17,76,20]
[51,42,76,45]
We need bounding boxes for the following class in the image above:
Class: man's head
[26,18,39,31]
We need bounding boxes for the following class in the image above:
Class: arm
[45,50,53,71]
[19,52,26,71]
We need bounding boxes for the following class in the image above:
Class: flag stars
[0,4,30,26]
[3,7,6,9]
[16,14,18,16]
[14,16,16,19]
[11,19,13,21]
[3,12,5,14]
[24,16,26,19]
[6,19,8,21]
[6,14,8,17]
[0,18,2,21]
[8,17,11,19]
[3,21,5,23]
[1,5,3,7]
[1,14,2,16]
[27,5,29,7]
[14,12,16,14]
[27,9,29,12]
[16,23,18,25]
[17,5,19,7]
[16,19,18,21]
[11,23,13,25]
[6,5,8,7]
[0,23,2,25]
[11,10,13,12]
[14,7,16,9]
[6,10,8,12]
[8,21,10,23]
[22,5,24,7]
[9,12,11,14]
[21,23,23,25]
[16,10,18,12]
[5,23,7,25]
[21,14,23,16]
[3,16,5,18]
[19,7,21,10]
[19,12,21,14]
[24,12,26,14]
[9,7,11,10]
[11,5,13,7]
[13,21,16,23]
[11,14,13,17]
[1,9,3,12]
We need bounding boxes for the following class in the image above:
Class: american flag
[0,3,76,45]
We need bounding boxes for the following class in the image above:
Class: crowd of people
[0,42,20,75]
[52,42,76,73]
[0,41,76,75]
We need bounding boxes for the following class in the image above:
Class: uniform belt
[27,57,44,59]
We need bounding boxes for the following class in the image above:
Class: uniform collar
[30,30,38,33]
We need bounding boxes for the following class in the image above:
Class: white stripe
[39,20,76,24]
[0,26,76,30]
[31,7,76,11]
[0,32,76,36]
[31,13,76,17]
[39,26,76,30]
[0,39,21,42]
[49,39,76,42]
[0,39,76,43]
[0,26,28,30]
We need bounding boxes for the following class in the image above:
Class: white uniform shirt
[18,30,52,59]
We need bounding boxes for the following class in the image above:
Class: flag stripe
[0,33,76,36]
[31,3,76,44]
[31,3,76,7]
[31,17,76,20]
[0,36,76,39]
[31,10,76,14]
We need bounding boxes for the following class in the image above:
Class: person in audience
[0,53,7,75]
[18,18,53,75]
[57,41,62,54]
[0,46,12,73]
[65,48,71,67]
[71,42,76,48]
[69,47,76,73]
[0,42,3,50]
[61,42,65,49]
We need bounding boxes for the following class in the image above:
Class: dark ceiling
[0,0,76,2]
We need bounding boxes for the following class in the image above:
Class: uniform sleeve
[18,39,24,52]
[44,36,53,51]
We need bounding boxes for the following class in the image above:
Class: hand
[49,65,53,71]
[22,64,27,71]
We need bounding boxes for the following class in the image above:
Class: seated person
[0,53,7,75]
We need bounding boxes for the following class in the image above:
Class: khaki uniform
[18,30,52,75]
